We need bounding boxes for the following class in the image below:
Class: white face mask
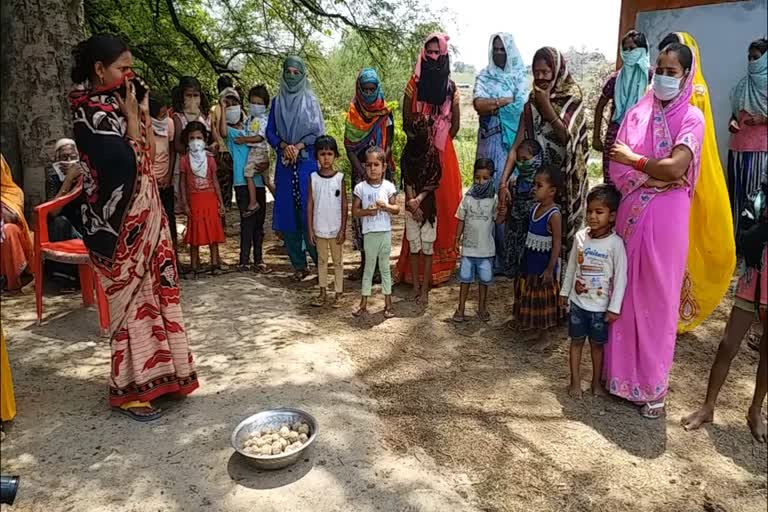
[225,105,241,124]
[151,117,168,136]
[249,103,266,117]
[188,139,205,153]
[652,74,683,101]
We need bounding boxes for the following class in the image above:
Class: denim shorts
[568,302,608,344]
[458,256,494,285]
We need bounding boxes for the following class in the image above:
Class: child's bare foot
[568,383,583,399]
[590,385,608,397]
[477,310,490,322]
[747,406,767,443]
[681,405,714,431]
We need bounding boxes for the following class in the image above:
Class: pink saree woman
[604,47,705,413]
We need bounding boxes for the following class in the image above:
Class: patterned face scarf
[468,178,496,200]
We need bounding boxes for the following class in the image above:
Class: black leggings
[159,185,177,245]
[235,185,266,265]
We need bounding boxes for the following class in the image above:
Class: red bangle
[634,157,648,171]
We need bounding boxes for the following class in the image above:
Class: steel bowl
[231,408,318,470]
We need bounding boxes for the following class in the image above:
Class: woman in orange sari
[395,33,462,287]
[1,155,33,292]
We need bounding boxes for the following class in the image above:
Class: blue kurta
[266,99,320,234]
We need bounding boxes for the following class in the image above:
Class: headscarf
[473,33,529,151]
[344,68,393,157]
[674,32,735,333]
[0,155,33,259]
[409,33,453,151]
[416,34,450,106]
[55,138,77,155]
[525,47,588,257]
[401,114,441,225]
[730,51,768,117]
[613,47,650,123]
[273,56,324,146]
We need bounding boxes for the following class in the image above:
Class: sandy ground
[1,203,766,512]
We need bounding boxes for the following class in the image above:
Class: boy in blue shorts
[560,184,627,399]
[453,158,503,323]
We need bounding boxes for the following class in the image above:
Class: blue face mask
[652,74,682,101]
[468,179,496,200]
[748,51,768,75]
[621,47,647,67]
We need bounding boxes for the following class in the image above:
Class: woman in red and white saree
[69,34,198,421]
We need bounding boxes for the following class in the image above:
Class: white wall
[636,0,768,166]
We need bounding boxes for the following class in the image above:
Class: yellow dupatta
[1,325,16,422]
[676,33,735,332]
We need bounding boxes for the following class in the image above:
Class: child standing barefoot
[560,184,627,399]
[308,135,347,308]
[352,147,399,318]
[453,159,502,323]
[179,121,226,276]
[402,114,441,307]
[513,166,565,349]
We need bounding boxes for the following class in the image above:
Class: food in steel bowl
[241,421,312,456]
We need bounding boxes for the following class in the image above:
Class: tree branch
[164,0,236,74]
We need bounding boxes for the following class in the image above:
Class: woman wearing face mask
[653,32,735,334]
[171,76,210,216]
[41,138,85,284]
[394,33,462,288]
[267,56,325,281]
[472,33,528,274]
[603,43,705,419]
[593,30,651,184]
[344,67,396,281]
[728,38,768,257]
[499,47,589,273]
[69,33,199,422]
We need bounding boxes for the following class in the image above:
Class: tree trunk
[0,0,84,214]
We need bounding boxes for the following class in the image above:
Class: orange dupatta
[0,154,33,259]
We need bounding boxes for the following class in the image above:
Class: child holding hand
[453,158,502,323]
[560,184,627,399]
[352,147,399,319]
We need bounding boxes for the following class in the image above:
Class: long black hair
[173,76,210,114]
[660,43,693,72]
[71,33,129,84]
[749,38,768,56]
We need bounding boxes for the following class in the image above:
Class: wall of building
[635,0,767,166]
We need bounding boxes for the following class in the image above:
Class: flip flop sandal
[237,264,250,272]
[452,312,466,323]
[310,296,326,307]
[211,267,224,276]
[242,207,259,218]
[292,270,309,282]
[383,309,395,319]
[330,297,343,309]
[747,332,761,352]
[352,308,367,318]
[113,406,162,422]
[477,311,491,322]
[639,402,666,420]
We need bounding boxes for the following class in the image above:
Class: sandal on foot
[639,402,665,420]
[292,270,309,282]
[253,263,272,274]
[211,266,224,276]
[352,308,367,318]
[311,296,326,307]
[113,405,162,423]
[477,311,491,322]
[452,311,466,323]
[330,295,343,309]
[237,264,250,273]
[383,308,395,319]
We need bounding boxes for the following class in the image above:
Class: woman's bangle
[634,157,649,172]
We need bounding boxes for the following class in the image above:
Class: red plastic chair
[33,183,109,336]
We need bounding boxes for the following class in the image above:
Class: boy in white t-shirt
[352,146,400,319]
[560,184,627,399]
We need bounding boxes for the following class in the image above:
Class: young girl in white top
[352,146,400,318]
[308,136,347,307]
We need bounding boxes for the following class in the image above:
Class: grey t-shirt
[455,194,498,258]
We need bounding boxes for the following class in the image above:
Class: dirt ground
[1,202,766,512]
